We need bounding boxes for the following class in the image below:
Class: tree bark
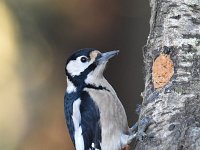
[135,0,200,150]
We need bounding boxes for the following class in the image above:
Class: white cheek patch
[67,57,92,76]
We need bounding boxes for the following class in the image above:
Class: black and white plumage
[64,48,136,150]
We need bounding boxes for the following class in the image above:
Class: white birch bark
[135,0,200,149]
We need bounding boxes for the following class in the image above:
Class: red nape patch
[152,54,174,89]
[122,145,130,150]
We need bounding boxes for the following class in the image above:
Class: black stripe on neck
[66,63,97,87]
[86,84,110,92]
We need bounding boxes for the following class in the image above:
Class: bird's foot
[129,122,138,133]
[135,104,142,116]
[136,116,155,141]
[128,104,142,133]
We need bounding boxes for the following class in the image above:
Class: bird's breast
[84,87,128,150]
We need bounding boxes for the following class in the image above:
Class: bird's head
[65,48,119,86]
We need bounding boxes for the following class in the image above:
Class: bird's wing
[80,91,101,150]
[64,92,76,145]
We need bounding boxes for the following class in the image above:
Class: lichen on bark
[135,0,200,150]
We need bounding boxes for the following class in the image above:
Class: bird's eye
[80,57,87,63]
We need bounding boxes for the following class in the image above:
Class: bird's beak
[96,50,119,64]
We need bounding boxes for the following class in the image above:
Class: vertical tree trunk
[135,0,200,150]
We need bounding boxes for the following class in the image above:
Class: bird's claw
[135,104,142,116]
[136,130,147,141]
[136,116,155,141]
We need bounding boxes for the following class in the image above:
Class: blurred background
[0,0,150,149]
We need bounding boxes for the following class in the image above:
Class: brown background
[0,0,150,149]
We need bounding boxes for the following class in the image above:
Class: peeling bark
[135,0,200,150]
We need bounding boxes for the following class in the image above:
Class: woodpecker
[64,48,145,150]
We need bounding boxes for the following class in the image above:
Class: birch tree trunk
[135,0,200,149]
